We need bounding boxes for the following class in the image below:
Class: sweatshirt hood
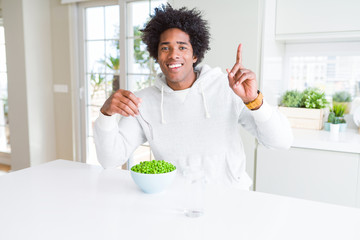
[153,64,223,124]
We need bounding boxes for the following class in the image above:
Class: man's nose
[168,48,180,59]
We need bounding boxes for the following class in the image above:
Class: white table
[0,160,359,240]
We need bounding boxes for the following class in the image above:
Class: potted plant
[324,104,347,132]
[332,103,347,132]
[279,88,329,130]
[332,91,352,114]
[279,90,303,108]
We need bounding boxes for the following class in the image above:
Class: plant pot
[330,123,340,134]
[324,122,330,131]
[278,107,325,130]
[339,123,347,132]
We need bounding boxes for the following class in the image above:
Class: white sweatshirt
[94,64,293,189]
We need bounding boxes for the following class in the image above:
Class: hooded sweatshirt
[94,64,293,189]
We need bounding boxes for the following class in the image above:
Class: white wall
[49,0,74,161]
[2,0,30,170]
[2,0,56,170]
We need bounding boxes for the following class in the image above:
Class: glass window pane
[126,1,150,37]
[87,106,101,137]
[0,124,10,153]
[0,63,6,73]
[107,72,120,93]
[86,7,105,40]
[0,27,5,44]
[0,73,8,91]
[127,38,150,74]
[104,40,120,75]
[127,74,154,92]
[126,0,167,37]
[150,0,167,14]
[0,126,7,151]
[88,73,114,104]
[105,5,120,39]
[0,45,6,66]
[87,136,98,165]
[88,72,106,104]
[288,56,360,97]
[87,41,105,74]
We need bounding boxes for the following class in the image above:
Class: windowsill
[291,128,360,154]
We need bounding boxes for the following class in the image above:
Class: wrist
[100,107,112,116]
[245,90,263,110]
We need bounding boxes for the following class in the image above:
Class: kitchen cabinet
[275,0,360,41]
[256,145,359,208]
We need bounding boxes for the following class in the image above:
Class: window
[79,0,166,166]
[284,42,360,98]
[126,1,162,92]
[0,19,10,155]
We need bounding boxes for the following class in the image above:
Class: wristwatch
[245,90,263,110]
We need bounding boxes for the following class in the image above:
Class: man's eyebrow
[177,41,189,45]
[159,41,189,45]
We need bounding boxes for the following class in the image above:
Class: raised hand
[226,44,258,103]
[100,89,142,117]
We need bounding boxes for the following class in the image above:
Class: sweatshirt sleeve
[93,111,146,169]
[238,99,294,149]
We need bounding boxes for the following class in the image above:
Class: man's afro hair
[141,4,210,67]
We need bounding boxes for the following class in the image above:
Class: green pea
[131,160,176,174]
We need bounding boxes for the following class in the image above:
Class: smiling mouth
[167,63,183,69]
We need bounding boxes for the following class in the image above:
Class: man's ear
[193,55,198,63]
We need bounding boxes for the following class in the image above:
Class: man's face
[157,28,198,90]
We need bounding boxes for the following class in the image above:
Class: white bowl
[130,169,177,194]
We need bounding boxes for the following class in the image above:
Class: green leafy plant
[327,111,335,123]
[329,104,346,124]
[280,90,303,107]
[280,87,329,109]
[332,91,352,102]
[302,88,329,109]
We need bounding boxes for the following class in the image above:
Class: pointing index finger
[236,43,243,65]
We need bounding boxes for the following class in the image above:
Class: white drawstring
[161,85,166,124]
[200,82,211,118]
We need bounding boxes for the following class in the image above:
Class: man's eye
[179,46,187,50]
[161,47,169,50]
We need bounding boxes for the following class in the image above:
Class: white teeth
[168,63,182,68]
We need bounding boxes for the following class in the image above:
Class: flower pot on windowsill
[278,107,326,130]
[324,122,330,131]
[330,123,340,134]
[324,122,347,132]
[339,123,347,132]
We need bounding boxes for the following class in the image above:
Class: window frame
[75,0,165,164]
